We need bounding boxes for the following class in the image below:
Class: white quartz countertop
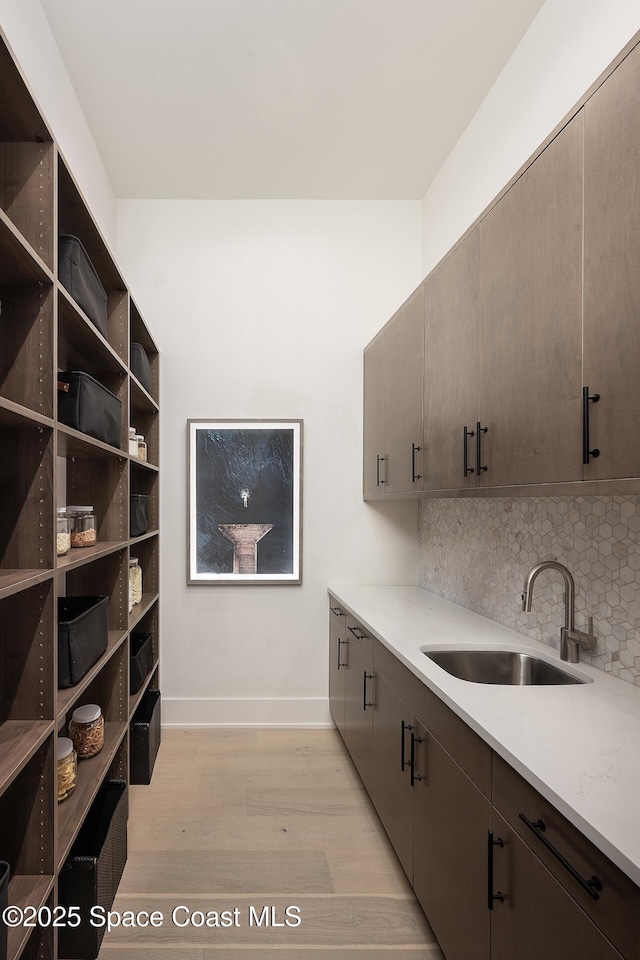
[327,584,640,886]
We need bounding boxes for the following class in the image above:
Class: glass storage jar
[135,435,147,462]
[57,509,71,556]
[128,426,138,456]
[69,704,104,759]
[57,737,77,801]
[68,506,97,548]
[129,558,143,610]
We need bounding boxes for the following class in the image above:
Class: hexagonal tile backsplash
[417,497,640,686]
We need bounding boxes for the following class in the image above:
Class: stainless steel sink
[423,649,585,685]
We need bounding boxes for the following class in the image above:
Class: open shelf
[56,422,125,460]
[0,397,53,431]
[0,581,54,722]
[130,454,159,473]
[0,568,53,602]
[130,465,159,534]
[130,298,159,401]
[0,419,54,583]
[60,447,128,545]
[7,874,54,960]
[0,283,54,418]
[0,720,53,795]
[57,284,127,378]
[56,540,128,573]
[65,549,129,634]
[0,204,53,285]
[56,629,128,724]
[130,372,159,414]
[130,529,159,546]
[58,157,128,362]
[129,592,159,631]
[56,721,127,872]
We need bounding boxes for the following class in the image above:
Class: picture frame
[187,419,303,585]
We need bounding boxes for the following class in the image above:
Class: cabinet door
[477,114,583,487]
[372,674,415,880]
[491,813,623,960]
[384,287,424,494]
[363,330,386,498]
[423,228,481,492]
[583,42,640,480]
[343,639,374,796]
[413,722,490,960]
[329,604,346,735]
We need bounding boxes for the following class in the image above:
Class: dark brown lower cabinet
[413,722,491,960]
[491,812,623,960]
[372,673,415,880]
[342,637,374,796]
[329,607,345,735]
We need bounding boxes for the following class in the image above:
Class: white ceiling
[40,0,545,199]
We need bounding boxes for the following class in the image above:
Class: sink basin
[423,650,585,685]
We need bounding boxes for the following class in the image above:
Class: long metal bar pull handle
[363,672,374,710]
[487,831,505,910]
[463,426,475,477]
[330,606,344,617]
[400,720,412,771]
[582,387,600,464]
[337,638,346,670]
[519,814,602,900]
[410,731,423,786]
[411,443,422,483]
[376,454,386,486]
[476,422,488,475]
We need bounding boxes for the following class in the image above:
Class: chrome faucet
[521,561,596,663]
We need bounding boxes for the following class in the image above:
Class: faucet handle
[521,593,527,612]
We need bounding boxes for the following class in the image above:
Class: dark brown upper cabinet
[423,227,481,492]
[363,328,386,498]
[477,113,583,487]
[583,41,640,481]
[384,286,424,494]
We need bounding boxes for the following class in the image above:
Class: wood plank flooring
[99,728,444,958]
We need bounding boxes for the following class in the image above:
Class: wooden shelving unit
[0,28,160,960]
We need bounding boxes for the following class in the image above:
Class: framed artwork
[187,419,303,585]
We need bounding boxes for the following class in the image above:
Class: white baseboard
[162,697,333,728]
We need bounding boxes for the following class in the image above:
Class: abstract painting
[188,420,302,584]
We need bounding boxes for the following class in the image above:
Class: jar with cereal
[69,704,104,759]
[57,509,71,557]
[68,506,97,548]
[57,736,77,801]
[129,557,143,610]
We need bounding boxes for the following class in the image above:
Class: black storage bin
[130,493,150,537]
[131,690,161,785]
[130,632,153,694]
[0,861,9,960]
[130,342,152,394]
[58,780,128,960]
[58,596,109,690]
[58,371,122,449]
[59,235,108,338]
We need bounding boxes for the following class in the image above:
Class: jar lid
[72,703,102,724]
[129,427,136,434]
[133,435,144,441]
[129,558,139,566]
[66,505,94,514]
[57,736,74,760]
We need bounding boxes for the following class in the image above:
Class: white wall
[0,0,116,245]
[116,200,422,726]
[421,0,640,275]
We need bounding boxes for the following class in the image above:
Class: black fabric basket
[58,780,128,960]
[0,861,9,960]
[130,632,153,694]
[131,690,161,785]
[58,596,109,690]
[59,235,108,339]
[58,371,122,449]
[130,494,150,537]
[130,342,152,394]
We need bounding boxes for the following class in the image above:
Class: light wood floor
[99,728,444,958]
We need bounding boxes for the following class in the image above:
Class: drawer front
[493,753,640,959]
[374,638,491,798]
[345,614,375,662]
